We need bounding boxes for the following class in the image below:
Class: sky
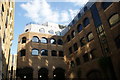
[11,0,88,54]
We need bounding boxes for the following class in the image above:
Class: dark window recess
[73,43,78,51]
[80,37,87,47]
[84,6,88,12]
[20,49,26,57]
[90,4,102,28]
[78,13,81,18]
[102,2,112,10]
[83,53,89,62]
[75,57,80,66]
[59,51,64,57]
[5,17,8,28]
[41,49,48,56]
[71,30,75,38]
[115,35,120,48]
[3,32,5,43]
[25,29,29,32]
[57,39,63,45]
[69,47,72,55]
[77,24,82,32]
[22,37,26,43]
[83,18,90,27]
[32,49,39,55]
[2,4,4,12]
[41,37,48,43]
[90,50,97,59]
[70,61,75,68]
[51,50,57,56]
[67,35,71,42]
[87,32,94,42]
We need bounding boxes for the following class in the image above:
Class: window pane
[57,39,63,45]
[109,14,120,26]
[50,38,56,44]
[22,37,26,43]
[32,36,39,42]
[80,37,87,47]
[32,49,39,55]
[77,24,82,32]
[83,53,89,62]
[41,49,48,56]
[67,35,71,42]
[59,51,64,57]
[48,30,54,34]
[51,50,57,56]
[87,33,94,41]
[41,37,48,43]
[70,61,75,68]
[71,30,75,38]
[83,18,90,27]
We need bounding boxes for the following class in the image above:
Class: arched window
[69,47,72,55]
[73,43,78,51]
[39,28,45,33]
[80,37,87,47]
[59,51,64,57]
[102,2,112,10]
[90,49,97,59]
[48,30,54,34]
[57,39,63,45]
[83,18,90,27]
[51,50,57,56]
[20,49,26,57]
[83,53,89,62]
[41,37,48,44]
[50,38,56,44]
[84,6,88,12]
[25,29,29,32]
[75,57,80,66]
[71,30,75,38]
[22,37,26,43]
[32,49,39,55]
[32,36,39,43]
[77,24,82,32]
[55,31,61,36]
[41,49,48,56]
[109,13,120,26]
[78,13,81,18]
[115,35,120,48]
[87,32,94,42]
[67,35,71,42]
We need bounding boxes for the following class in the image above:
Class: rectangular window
[115,36,120,48]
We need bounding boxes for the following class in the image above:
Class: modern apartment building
[0,0,14,79]
[17,22,67,80]
[17,2,120,80]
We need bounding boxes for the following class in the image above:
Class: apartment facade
[0,0,14,79]
[17,22,67,80]
[17,2,120,80]
[63,2,120,80]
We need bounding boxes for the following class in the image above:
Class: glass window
[32,36,39,43]
[67,35,71,42]
[22,37,26,43]
[75,57,80,66]
[51,50,57,56]
[25,29,29,32]
[102,2,112,10]
[109,13,120,26]
[70,61,75,68]
[77,24,82,32]
[71,30,75,38]
[59,51,64,57]
[80,37,87,47]
[83,53,89,62]
[41,37,48,43]
[57,39,63,45]
[84,6,88,12]
[48,30,54,34]
[2,4,4,12]
[115,35,120,48]
[87,32,94,42]
[83,18,90,27]
[55,31,61,36]
[50,38,56,44]
[90,50,97,59]
[41,49,48,56]
[32,49,39,55]
[78,13,81,18]
[20,49,26,57]
[73,43,78,51]
[69,47,72,55]
[39,28,45,33]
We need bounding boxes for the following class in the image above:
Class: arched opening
[77,24,82,32]
[39,28,45,33]
[41,49,48,56]
[101,2,112,10]
[67,35,71,42]
[38,68,48,80]
[53,68,65,80]
[41,37,48,44]
[87,70,102,80]
[87,32,94,42]
[32,36,39,43]
[16,67,33,80]
[32,49,39,56]
[83,18,90,27]
[57,39,63,45]
[71,30,75,38]
[51,50,57,56]
[21,37,26,44]
[50,38,56,44]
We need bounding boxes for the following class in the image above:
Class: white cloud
[21,0,83,25]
